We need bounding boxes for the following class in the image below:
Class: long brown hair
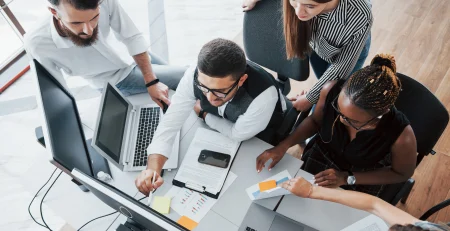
[283,0,332,59]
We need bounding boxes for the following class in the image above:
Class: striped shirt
[306,0,373,104]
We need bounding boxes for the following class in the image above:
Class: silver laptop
[91,82,179,172]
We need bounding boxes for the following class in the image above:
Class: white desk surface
[107,97,304,230]
[25,92,368,231]
[275,169,371,231]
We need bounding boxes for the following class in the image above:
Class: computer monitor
[32,59,111,179]
[72,168,188,231]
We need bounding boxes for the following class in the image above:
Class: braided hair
[344,54,401,116]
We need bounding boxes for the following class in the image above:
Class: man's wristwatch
[198,109,206,120]
[347,171,356,185]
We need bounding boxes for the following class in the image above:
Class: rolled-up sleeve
[204,86,278,142]
[107,0,149,56]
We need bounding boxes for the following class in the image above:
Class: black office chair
[243,0,312,141]
[300,73,449,205]
[420,198,450,221]
[378,73,449,205]
[243,0,310,96]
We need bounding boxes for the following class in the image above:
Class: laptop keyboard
[133,107,160,167]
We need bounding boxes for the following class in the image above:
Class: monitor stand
[116,219,148,231]
[36,126,112,192]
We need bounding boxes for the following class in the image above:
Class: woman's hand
[289,90,313,111]
[314,169,347,188]
[256,145,287,173]
[281,177,314,198]
[242,0,260,12]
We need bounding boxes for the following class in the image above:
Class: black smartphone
[198,150,231,168]
[160,100,168,114]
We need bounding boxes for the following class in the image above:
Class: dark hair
[283,0,332,59]
[389,224,427,231]
[48,0,100,10]
[343,54,401,116]
[197,38,247,80]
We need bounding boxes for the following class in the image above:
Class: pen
[147,171,156,206]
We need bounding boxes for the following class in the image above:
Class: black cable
[39,170,63,231]
[77,211,118,231]
[28,168,58,229]
[77,197,148,230]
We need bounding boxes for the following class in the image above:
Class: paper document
[340,214,389,231]
[166,172,237,223]
[246,170,292,200]
[173,128,240,195]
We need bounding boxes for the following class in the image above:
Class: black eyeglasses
[331,95,379,130]
[194,76,240,99]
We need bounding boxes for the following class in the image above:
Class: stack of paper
[246,170,292,200]
[165,172,237,229]
[340,214,388,231]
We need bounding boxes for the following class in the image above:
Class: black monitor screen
[73,169,188,231]
[35,60,93,176]
[95,84,128,163]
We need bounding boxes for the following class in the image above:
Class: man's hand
[281,177,314,198]
[135,169,164,196]
[289,90,313,112]
[314,169,347,188]
[147,82,170,108]
[256,146,287,173]
[193,100,207,119]
[242,0,260,12]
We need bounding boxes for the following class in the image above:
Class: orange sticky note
[259,180,277,192]
[177,216,198,230]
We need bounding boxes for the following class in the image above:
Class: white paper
[340,214,389,231]
[165,172,237,223]
[174,128,240,194]
[246,170,292,200]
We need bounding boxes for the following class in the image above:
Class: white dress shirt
[24,0,149,89]
[147,65,279,158]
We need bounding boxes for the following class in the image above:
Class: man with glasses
[135,38,289,195]
[24,0,185,108]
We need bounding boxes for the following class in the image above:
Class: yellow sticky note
[151,196,171,214]
[259,180,277,192]
[177,216,198,230]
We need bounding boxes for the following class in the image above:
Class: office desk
[107,97,304,230]
[275,169,371,231]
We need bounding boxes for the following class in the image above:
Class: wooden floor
[235,0,450,224]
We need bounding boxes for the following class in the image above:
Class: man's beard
[57,19,99,47]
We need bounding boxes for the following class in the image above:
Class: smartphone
[198,150,231,168]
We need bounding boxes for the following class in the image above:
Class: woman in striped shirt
[243,0,372,111]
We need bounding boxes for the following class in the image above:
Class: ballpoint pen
[147,171,156,206]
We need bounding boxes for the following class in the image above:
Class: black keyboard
[133,107,160,167]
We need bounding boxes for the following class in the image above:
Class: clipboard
[172,128,241,199]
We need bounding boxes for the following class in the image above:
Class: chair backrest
[394,73,449,164]
[380,73,448,204]
[243,0,309,82]
[420,198,450,220]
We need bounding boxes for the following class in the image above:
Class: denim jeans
[115,52,187,96]
[309,33,372,80]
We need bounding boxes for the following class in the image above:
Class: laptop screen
[95,84,129,163]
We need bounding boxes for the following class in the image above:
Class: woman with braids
[256,54,417,197]
[243,0,372,112]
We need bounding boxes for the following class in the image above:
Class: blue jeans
[309,33,372,81]
[115,52,187,96]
